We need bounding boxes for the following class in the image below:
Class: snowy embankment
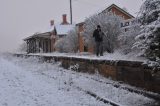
[0,54,158,106]
[0,55,107,106]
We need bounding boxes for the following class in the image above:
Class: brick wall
[111,7,131,20]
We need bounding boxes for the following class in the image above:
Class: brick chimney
[61,14,69,25]
[50,20,54,26]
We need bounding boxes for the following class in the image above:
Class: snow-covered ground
[0,54,157,106]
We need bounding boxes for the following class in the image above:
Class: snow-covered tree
[83,13,122,53]
[18,42,27,53]
[65,27,79,53]
[55,38,67,53]
[55,27,78,53]
[133,0,160,67]
[118,21,141,54]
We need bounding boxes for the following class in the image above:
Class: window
[84,46,88,52]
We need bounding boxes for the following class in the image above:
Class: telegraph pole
[70,0,73,24]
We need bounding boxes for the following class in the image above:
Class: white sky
[0,0,144,52]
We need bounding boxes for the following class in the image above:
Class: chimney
[61,14,68,25]
[50,20,54,26]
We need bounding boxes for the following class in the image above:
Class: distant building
[24,4,136,54]
[24,14,74,53]
[76,4,135,53]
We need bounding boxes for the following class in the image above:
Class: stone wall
[14,54,160,93]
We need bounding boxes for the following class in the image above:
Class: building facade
[24,4,135,54]
[24,14,74,53]
[76,4,135,53]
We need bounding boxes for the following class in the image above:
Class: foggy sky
[0,0,144,52]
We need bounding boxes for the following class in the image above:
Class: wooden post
[26,40,29,53]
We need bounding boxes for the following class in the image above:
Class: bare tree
[55,27,78,53]
[55,38,67,53]
[18,42,27,53]
[83,13,122,53]
[118,22,141,54]
[65,27,79,53]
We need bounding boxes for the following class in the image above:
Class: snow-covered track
[40,71,160,106]
[11,54,160,105]
[89,77,160,102]
[13,53,160,95]
[75,86,121,106]
[64,70,160,102]
[40,65,160,104]
[40,72,121,106]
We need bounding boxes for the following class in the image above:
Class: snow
[36,25,55,34]
[0,54,107,106]
[21,51,147,62]
[24,24,74,41]
[37,24,75,35]
[38,24,75,35]
[55,25,75,35]
[0,53,157,106]
[83,12,122,53]
[133,0,160,68]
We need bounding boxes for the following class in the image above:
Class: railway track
[67,69,160,102]
[74,86,121,106]
[39,72,122,106]
[12,55,160,106]
[13,54,160,101]
[39,70,159,106]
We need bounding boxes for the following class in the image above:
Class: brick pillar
[61,14,69,25]
[78,32,84,52]
[51,34,56,52]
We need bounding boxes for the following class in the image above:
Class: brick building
[24,14,74,53]
[76,4,135,53]
[24,4,135,54]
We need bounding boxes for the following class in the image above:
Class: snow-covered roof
[24,25,55,41]
[34,24,75,36]
[24,24,75,40]
[55,24,74,35]
[36,25,55,34]
[23,32,51,41]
